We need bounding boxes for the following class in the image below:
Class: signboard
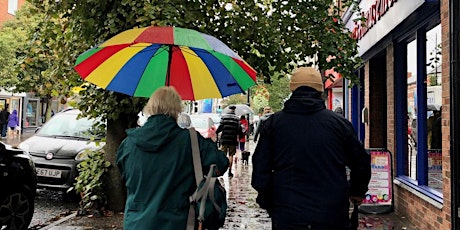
[363,150,392,205]
[428,150,442,190]
[359,149,393,214]
[201,99,213,113]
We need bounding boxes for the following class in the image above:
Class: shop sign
[344,0,424,55]
[352,0,398,40]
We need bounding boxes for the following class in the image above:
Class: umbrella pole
[166,45,173,86]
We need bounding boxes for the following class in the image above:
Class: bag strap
[187,128,221,230]
[187,128,202,230]
[189,128,203,186]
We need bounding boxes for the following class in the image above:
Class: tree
[221,94,247,109]
[25,0,362,211]
[0,3,41,90]
[266,72,291,112]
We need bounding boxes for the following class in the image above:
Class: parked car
[18,109,104,194]
[0,142,37,230]
[200,113,221,128]
[190,115,217,142]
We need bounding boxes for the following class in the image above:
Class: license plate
[36,168,62,178]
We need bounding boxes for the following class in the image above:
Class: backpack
[187,128,227,230]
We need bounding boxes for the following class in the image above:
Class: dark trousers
[1,124,7,137]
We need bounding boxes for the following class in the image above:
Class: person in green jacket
[117,86,229,230]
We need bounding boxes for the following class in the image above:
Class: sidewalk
[40,141,417,230]
[3,129,34,146]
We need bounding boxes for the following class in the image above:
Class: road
[28,190,78,229]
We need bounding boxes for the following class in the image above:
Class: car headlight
[75,150,90,161]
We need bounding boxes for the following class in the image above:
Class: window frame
[395,25,443,203]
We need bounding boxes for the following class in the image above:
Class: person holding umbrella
[116,86,229,230]
[251,67,371,229]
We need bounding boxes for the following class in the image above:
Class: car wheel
[0,189,34,230]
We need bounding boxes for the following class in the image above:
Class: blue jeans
[1,124,7,137]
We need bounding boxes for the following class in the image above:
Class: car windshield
[190,116,208,129]
[37,112,98,139]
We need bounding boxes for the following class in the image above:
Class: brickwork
[364,61,370,148]
[390,1,452,229]
[0,0,26,25]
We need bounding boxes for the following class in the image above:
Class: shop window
[400,24,442,196]
[26,101,38,127]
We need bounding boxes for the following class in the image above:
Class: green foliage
[266,72,291,112]
[70,148,111,210]
[0,3,39,89]
[24,0,363,122]
[221,94,247,110]
[252,95,269,114]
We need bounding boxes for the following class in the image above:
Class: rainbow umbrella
[74,26,257,100]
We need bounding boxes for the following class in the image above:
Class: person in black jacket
[253,106,273,142]
[0,105,10,139]
[251,67,371,230]
[216,105,242,177]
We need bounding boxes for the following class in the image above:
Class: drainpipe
[450,0,460,228]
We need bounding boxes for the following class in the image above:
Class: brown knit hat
[289,67,324,92]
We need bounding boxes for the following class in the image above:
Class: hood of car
[19,135,102,158]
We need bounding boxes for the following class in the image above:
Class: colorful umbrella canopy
[74,26,257,100]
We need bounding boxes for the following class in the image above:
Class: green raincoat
[117,114,229,230]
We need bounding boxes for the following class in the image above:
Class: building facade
[339,0,458,228]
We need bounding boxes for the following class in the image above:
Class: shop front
[0,90,26,131]
[343,0,452,228]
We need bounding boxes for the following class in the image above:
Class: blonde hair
[143,86,182,120]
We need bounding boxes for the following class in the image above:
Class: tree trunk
[103,113,137,211]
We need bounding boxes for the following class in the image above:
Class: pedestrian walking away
[251,67,371,230]
[116,86,229,230]
[216,105,243,177]
[0,105,9,139]
[239,115,249,152]
[253,106,273,142]
[7,109,19,138]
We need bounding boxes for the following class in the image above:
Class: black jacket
[0,109,9,125]
[251,87,371,228]
[216,112,242,146]
[253,112,273,142]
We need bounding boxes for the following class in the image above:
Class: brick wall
[364,61,370,148]
[0,0,26,25]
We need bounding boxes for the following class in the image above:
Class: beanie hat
[289,67,324,92]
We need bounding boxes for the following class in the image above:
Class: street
[28,190,78,229]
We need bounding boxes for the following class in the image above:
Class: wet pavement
[222,142,418,230]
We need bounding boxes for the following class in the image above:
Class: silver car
[18,109,104,193]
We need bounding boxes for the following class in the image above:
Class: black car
[0,142,37,230]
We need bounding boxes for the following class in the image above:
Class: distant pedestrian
[116,86,229,230]
[239,115,249,152]
[216,105,243,177]
[431,109,442,149]
[0,105,10,139]
[253,106,273,142]
[252,67,371,230]
[7,109,19,138]
[334,106,343,115]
